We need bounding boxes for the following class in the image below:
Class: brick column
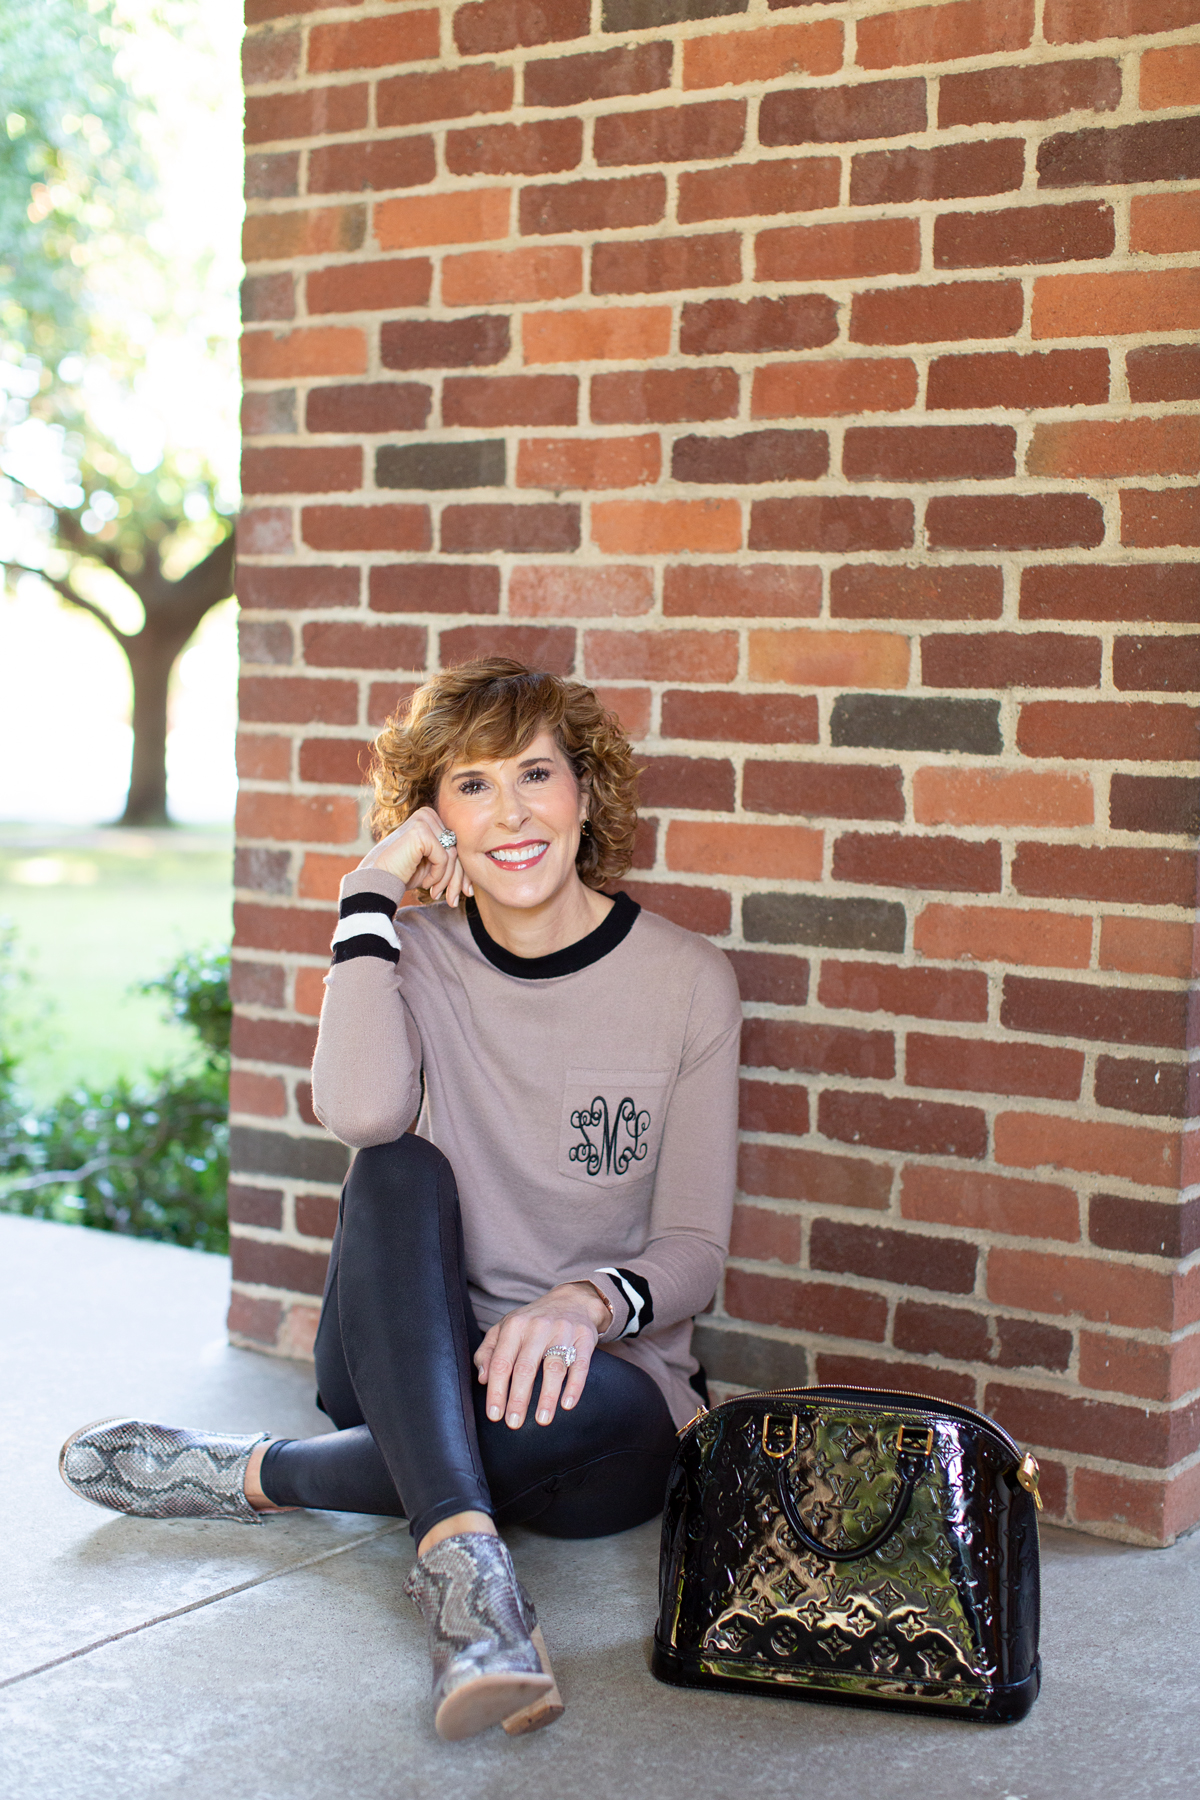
[233,0,1200,1543]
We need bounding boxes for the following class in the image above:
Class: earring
[580,819,592,836]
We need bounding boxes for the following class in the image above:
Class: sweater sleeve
[578,944,742,1345]
[310,868,424,1149]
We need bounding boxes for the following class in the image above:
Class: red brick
[674,429,828,486]
[938,57,1122,126]
[443,375,576,430]
[306,259,431,315]
[1029,417,1200,480]
[927,494,1105,551]
[306,383,430,435]
[759,77,926,146]
[927,348,1109,410]
[245,152,299,202]
[923,631,1100,690]
[729,1197,805,1262]
[517,434,659,491]
[591,499,741,556]
[1120,634,1200,695]
[227,1292,282,1348]
[298,737,371,785]
[295,1192,340,1241]
[524,307,671,365]
[995,1113,1181,1188]
[757,219,919,286]
[1127,345,1200,405]
[595,100,745,168]
[844,424,1015,482]
[901,1165,1080,1241]
[241,274,295,325]
[832,833,1002,895]
[852,140,1024,206]
[819,1090,987,1160]
[742,1018,895,1081]
[985,1379,1170,1471]
[816,1354,977,1409]
[1090,1193,1200,1261]
[244,85,367,147]
[442,245,581,307]
[907,1032,1085,1101]
[231,1014,319,1069]
[1121,488,1200,549]
[446,117,582,179]
[914,768,1094,828]
[639,755,735,811]
[301,622,425,673]
[857,0,1034,68]
[301,505,431,552]
[236,566,358,611]
[1040,117,1200,190]
[851,280,1023,345]
[1033,270,1200,339]
[893,1299,991,1363]
[831,564,1002,620]
[585,628,738,685]
[242,329,367,383]
[240,620,292,667]
[236,733,292,784]
[297,852,362,902]
[231,1237,329,1299]
[1099,917,1195,980]
[378,63,513,128]
[915,902,1093,969]
[519,174,665,236]
[382,314,509,372]
[620,880,730,935]
[1001,973,1187,1049]
[242,28,300,85]
[818,960,987,1024]
[664,564,820,620]
[1017,701,1200,763]
[749,628,908,688]
[308,136,436,197]
[235,789,360,844]
[724,1268,888,1341]
[1141,40,1200,109]
[509,565,653,619]
[454,0,589,56]
[678,157,840,225]
[375,188,511,252]
[592,368,738,425]
[227,1183,284,1231]
[1131,191,1200,255]
[241,447,361,497]
[524,41,672,108]
[234,902,333,958]
[1074,1468,1171,1543]
[753,358,918,420]
[744,761,904,822]
[439,623,576,674]
[592,233,741,297]
[681,295,837,355]
[661,690,819,745]
[740,1141,894,1211]
[1022,563,1198,623]
[243,207,366,264]
[229,1071,287,1119]
[988,1248,1174,1333]
[751,497,913,553]
[307,12,438,73]
[239,676,358,728]
[726,950,810,1007]
[441,505,580,555]
[937,201,1113,270]
[683,20,843,90]
[811,1219,978,1293]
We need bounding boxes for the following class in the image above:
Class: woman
[60,659,742,1742]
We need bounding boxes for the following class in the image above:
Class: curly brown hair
[368,659,639,892]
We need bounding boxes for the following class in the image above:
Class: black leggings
[259,1134,678,1545]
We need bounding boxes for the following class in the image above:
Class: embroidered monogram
[569,1096,651,1178]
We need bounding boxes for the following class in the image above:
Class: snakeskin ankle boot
[403,1532,558,1741]
[59,1417,269,1523]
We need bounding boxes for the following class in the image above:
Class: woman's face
[435,728,588,914]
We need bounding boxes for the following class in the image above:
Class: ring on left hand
[437,830,456,849]
[543,1343,576,1368]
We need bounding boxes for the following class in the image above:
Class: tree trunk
[118,637,178,826]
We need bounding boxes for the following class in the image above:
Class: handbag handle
[770,1419,930,1563]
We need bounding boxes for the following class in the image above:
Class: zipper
[678,1381,1025,1462]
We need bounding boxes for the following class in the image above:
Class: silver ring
[437,830,456,849]
[543,1343,576,1368]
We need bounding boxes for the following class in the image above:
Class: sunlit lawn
[0,827,232,1105]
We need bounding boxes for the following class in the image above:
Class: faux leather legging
[259,1134,679,1545]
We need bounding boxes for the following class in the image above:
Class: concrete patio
[1,1211,1197,1800]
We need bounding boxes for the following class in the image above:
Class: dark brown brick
[236,566,359,612]
[760,77,925,146]
[230,1237,329,1298]
[743,1018,895,1081]
[725,950,809,1007]
[444,374,577,428]
[233,849,292,897]
[1090,1194,1200,1261]
[1001,976,1188,1051]
[935,201,1114,269]
[738,1080,810,1138]
[939,58,1122,127]
[370,564,500,616]
[454,0,590,56]
[519,174,666,235]
[230,959,287,1007]
[724,1268,889,1342]
[831,695,1001,754]
[852,140,1024,206]
[681,295,837,356]
[1013,843,1197,909]
[994,1318,1073,1373]
[446,117,582,178]
[604,0,745,28]
[227,1184,284,1230]
[377,441,505,491]
[308,136,436,195]
[245,152,299,201]
[595,99,745,167]
[907,1032,1085,1100]
[1095,1056,1189,1120]
[743,892,906,954]
[664,564,820,619]
[525,40,672,107]
[241,273,295,323]
[983,1382,1171,1469]
[1127,345,1200,405]
[819,961,987,1023]
[927,494,1105,551]
[833,832,1003,894]
[242,28,300,85]
[844,425,1015,482]
[832,565,1003,620]
[810,1220,980,1292]
[637,754,735,810]
[377,64,514,128]
[1017,701,1200,762]
[1110,774,1199,837]
[242,390,296,437]
[1021,564,1198,623]
[592,233,741,296]
[592,367,738,424]
[621,879,730,935]
[661,689,818,744]
[673,429,828,484]
[851,280,1023,346]
[240,620,293,666]
[1114,636,1200,694]
[439,623,576,674]
[306,382,431,434]
[440,504,579,555]
[381,315,509,370]
[894,1300,990,1362]
[921,631,1101,689]
[1039,117,1200,188]
[928,349,1109,411]
[692,1324,809,1394]
[816,1354,977,1409]
[295,1191,340,1240]
[744,761,904,822]
[751,496,913,552]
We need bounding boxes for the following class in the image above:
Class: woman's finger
[499,1319,561,1430]
[474,1324,499,1383]
[559,1336,594,1413]
[484,1316,528,1424]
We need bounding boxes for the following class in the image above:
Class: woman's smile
[486,839,549,869]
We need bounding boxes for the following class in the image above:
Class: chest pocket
[557,1068,671,1190]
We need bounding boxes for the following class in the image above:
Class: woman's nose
[495,784,529,828]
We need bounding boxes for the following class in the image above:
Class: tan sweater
[311,868,742,1426]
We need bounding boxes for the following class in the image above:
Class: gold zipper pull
[1016,1452,1043,1511]
[677,1402,708,1439]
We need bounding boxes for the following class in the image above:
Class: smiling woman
[58,660,742,1745]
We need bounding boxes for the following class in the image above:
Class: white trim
[331,913,401,953]
[596,1266,644,1340]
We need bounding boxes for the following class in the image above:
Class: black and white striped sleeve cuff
[596,1267,654,1340]
[331,891,401,965]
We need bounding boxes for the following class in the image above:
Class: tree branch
[0,560,130,647]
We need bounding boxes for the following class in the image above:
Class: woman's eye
[524,767,551,783]
[458,780,486,796]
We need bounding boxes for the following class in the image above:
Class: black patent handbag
[652,1385,1042,1723]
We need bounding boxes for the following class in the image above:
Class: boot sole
[501,1627,565,1736]
[435,1672,554,1742]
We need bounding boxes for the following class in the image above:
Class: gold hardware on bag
[677,1403,708,1439]
[895,1424,934,1456]
[1016,1452,1043,1510]
[762,1415,798,1459]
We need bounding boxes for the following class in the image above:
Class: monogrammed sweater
[311,866,742,1426]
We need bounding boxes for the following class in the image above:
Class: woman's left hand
[474,1283,611,1430]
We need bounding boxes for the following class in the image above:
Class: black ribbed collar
[465,891,640,981]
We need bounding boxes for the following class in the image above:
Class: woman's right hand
[357,807,472,907]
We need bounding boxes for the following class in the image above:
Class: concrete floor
[1,1214,1198,1800]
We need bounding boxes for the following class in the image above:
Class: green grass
[0,827,232,1103]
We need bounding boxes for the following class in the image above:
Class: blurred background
[1,0,242,1245]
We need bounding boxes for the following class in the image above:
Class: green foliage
[0,936,230,1252]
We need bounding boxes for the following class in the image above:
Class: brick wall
[233,0,1200,1545]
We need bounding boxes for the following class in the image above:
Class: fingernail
[507,1412,521,1428]
[488,1405,500,1420]
[537,1410,550,1424]
[562,1396,575,1409]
